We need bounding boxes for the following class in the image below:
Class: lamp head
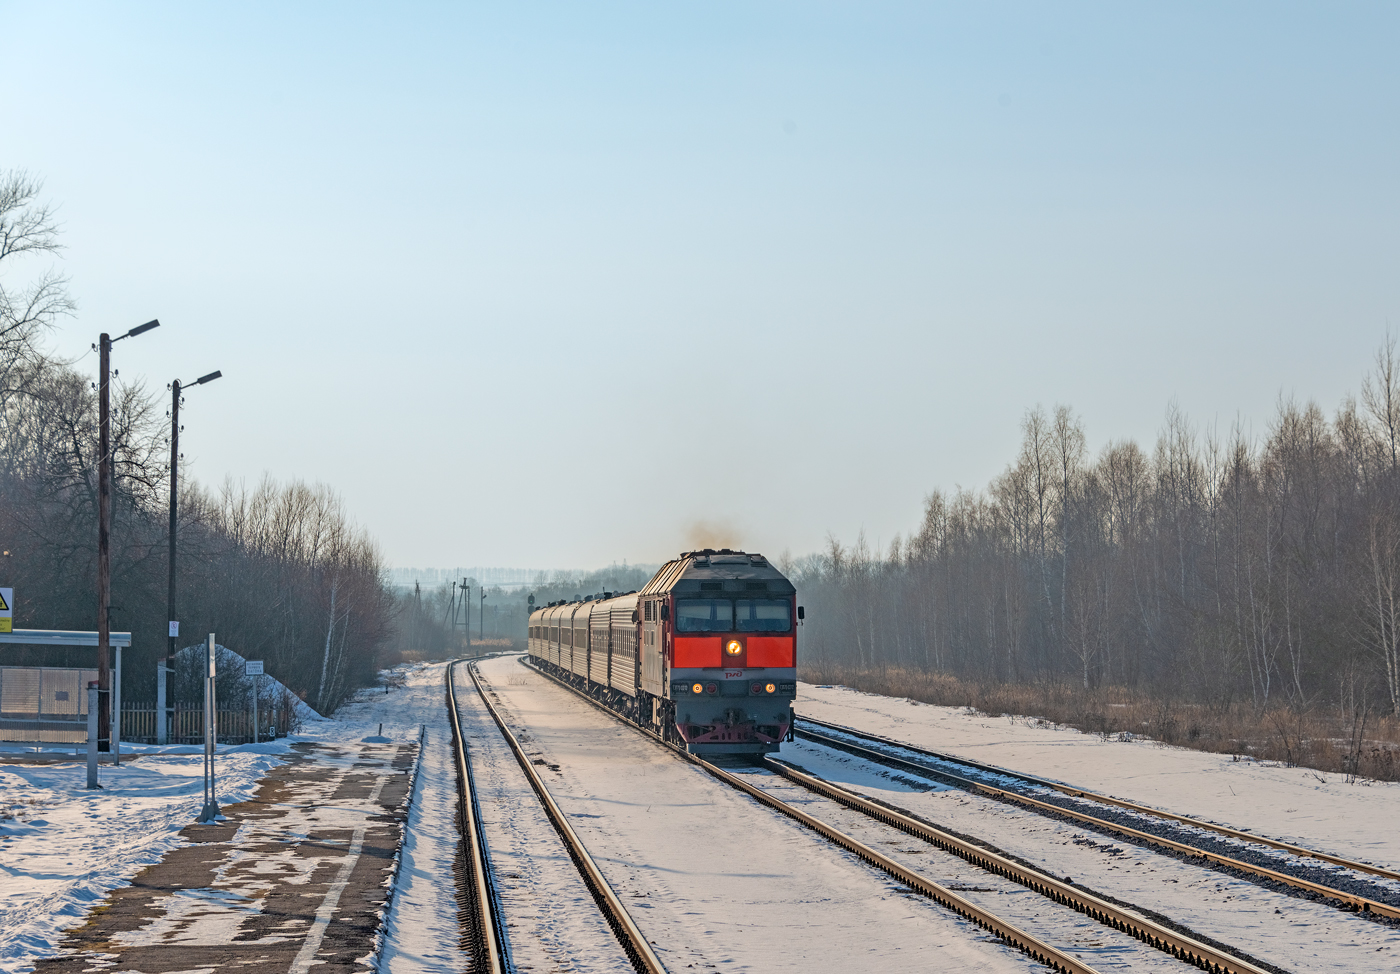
[125,319,160,339]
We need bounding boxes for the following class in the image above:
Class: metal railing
[119,705,292,744]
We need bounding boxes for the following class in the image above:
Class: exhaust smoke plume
[685,518,741,551]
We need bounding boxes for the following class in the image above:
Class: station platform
[34,739,418,974]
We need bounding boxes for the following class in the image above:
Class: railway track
[518,657,1275,974]
[795,714,1400,920]
[446,659,667,974]
[445,658,507,973]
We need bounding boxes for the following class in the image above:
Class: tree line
[794,343,1400,727]
[0,171,395,714]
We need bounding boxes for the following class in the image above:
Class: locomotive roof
[639,549,796,597]
[527,550,796,622]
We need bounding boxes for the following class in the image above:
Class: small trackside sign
[245,660,264,676]
[0,588,11,633]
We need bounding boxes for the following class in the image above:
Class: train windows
[735,599,791,632]
[675,599,733,632]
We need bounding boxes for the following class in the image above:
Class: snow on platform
[0,663,450,974]
[31,739,416,974]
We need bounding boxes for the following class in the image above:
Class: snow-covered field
[796,682,1400,869]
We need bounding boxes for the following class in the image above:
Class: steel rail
[521,656,1285,974]
[463,661,669,974]
[445,660,506,974]
[690,749,1101,974]
[766,757,1276,974]
[798,716,1400,919]
[799,713,1400,882]
[515,660,1096,972]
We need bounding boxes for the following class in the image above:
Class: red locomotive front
[639,550,798,754]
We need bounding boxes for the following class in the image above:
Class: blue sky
[2,2,1397,567]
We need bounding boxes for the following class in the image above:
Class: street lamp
[96,319,160,752]
[162,369,221,744]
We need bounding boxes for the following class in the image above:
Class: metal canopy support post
[113,645,122,766]
[86,682,100,789]
[156,662,172,744]
[198,633,220,823]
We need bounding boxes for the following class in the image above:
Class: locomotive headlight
[725,640,742,656]
[691,683,704,695]
[765,683,776,694]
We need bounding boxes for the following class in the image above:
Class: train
[526,549,802,755]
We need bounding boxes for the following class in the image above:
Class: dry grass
[382,639,522,667]
[799,663,1400,783]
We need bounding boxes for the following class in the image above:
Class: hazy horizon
[4,2,1396,567]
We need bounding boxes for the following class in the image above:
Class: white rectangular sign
[0,587,11,634]
[245,660,264,676]
[168,620,179,637]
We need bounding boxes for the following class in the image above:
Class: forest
[793,349,1400,778]
[0,172,395,715]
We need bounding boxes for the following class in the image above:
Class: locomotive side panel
[639,596,665,696]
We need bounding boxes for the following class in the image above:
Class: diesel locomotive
[527,549,801,755]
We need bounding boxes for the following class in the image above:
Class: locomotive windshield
[735,599,791,632]
[675,599,733,632]
[675,598,792,633]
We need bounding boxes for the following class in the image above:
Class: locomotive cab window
[734,599,791,632]
[675,599,734,632]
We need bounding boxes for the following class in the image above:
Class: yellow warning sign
[0,587,11,632]
[0,590,8,611]
[0,619,9,633]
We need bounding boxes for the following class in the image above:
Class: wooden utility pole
[167,379,181,670]
[97,333,112,751]
[95,319,160,751]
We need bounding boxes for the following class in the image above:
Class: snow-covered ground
[345,661,466,974]
[0,740,291,974]
[0,661,448,974]
[779,738,1400,972]
[451,664,634,972]
[11,663,1399,974]
[472,654,1058,974]
[797,682,1400,870]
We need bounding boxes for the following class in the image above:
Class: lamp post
[97,319,160,751]
[164,369,221,743]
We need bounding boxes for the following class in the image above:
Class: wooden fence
[121,704,293,745]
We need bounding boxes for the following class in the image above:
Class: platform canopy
[0,629,131,647]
